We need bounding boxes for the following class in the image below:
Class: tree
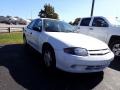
[69,21,73,25]
[72,18,80,25]
[38,4,59,19]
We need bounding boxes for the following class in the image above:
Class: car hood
[45,32,109,50]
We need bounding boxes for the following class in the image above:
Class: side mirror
[33,27,42,32]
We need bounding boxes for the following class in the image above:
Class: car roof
[34,18,59,21]
[81,16,105,19]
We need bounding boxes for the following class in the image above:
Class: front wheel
[109,40,120,57]
[42,47,56,71]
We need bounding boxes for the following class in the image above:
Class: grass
[0,32,23,44]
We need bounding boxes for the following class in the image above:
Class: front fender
[47,37,69,50]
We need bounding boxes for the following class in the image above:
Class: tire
[42,46,56,71]
[109,40,120,57]
[23,35,28,48]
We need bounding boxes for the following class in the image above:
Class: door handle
[89,28,93,30]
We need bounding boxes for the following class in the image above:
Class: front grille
[88,49,110,56]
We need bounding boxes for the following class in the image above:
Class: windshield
[44,19,75,32]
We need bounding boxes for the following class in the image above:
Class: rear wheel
[23,35,28,47]
[109,40,120,57]
[23,35,29,49]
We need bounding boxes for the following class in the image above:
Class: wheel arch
[42,42,55,54]
[108,35,120,46]
[42,42,56,65]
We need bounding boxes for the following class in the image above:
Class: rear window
[80,18,91,26]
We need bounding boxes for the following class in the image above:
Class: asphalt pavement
[0,44,120,90]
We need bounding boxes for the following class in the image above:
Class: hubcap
[112,44,120,56]
[44,51,52,67]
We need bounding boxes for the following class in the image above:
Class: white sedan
[23,18,114,73]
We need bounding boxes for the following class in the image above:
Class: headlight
[64,47,88,56]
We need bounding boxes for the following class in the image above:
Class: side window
[80,18,91,26]
[92,17,109,27]
[33,19,42,31]
[27,20,35,29]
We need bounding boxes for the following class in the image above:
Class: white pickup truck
[77,16,120,57]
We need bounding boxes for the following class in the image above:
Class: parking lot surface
[0,44,120,90]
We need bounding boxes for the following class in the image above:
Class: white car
[23,18,114,73]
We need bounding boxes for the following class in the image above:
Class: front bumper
[55,50,114,73]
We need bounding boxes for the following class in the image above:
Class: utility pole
[91,0,95,17]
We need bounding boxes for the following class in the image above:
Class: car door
[78,18,91,35]
[30,19,43,50]
[88,17,109,42]
[25,20,36,45]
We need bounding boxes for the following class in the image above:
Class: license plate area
[85,65,106,70]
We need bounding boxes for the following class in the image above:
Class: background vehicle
[23,18,114,73]
[77,16,120,57]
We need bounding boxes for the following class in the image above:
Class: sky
[0,0,120,22]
